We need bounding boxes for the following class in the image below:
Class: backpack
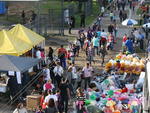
[58,52,65,59]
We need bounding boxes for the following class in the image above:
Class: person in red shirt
[122,34,127,51]
[107,33,114,50]
[58,45,67,69]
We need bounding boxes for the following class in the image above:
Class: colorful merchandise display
[83,53,145,113]
[105,53,145,75]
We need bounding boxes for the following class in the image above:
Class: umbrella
[143,23,150,28]
[122,19,138,26]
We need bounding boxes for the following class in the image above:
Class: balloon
[85,99,91,105]
[90,94,96,100]
[114,91,121,95]
[107,90,114,96]
[108,98,112,101]
[102,99,107,105]
[95,93,100,98]
[104,79,109,85]
[106,100,116,106]
[101,94,106,98]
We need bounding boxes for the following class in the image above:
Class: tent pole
[32,48,34,58]
[44,40,46,64]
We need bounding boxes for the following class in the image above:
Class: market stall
[0,30,32,56]
[8,24,45,57]
[9,24,45,47]
[81,53,145,113]
[0,55,40,95]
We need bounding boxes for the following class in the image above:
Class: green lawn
[40,0,100,28]
[2,0,100,28]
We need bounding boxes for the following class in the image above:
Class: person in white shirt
[71,63,77,87]
[44,90,58,107]
[75,39,81,56]
[13,103,28,113]
[36,48,41,59]
[82,63,94,89]
[43,65,51,81]
[53,62,64,87]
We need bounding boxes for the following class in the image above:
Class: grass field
[0,0,100,28]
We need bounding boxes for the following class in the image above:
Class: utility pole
[37,1,40,34]
[61,0,64,36]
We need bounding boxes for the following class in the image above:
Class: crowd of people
[12,0,149,113]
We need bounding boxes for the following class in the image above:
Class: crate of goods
[26,95,41,110]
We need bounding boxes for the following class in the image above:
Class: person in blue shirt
[92,34,100,55]
[97,29,101,39]
[125,37,133,53]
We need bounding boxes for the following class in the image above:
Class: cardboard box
[26,95,41,110]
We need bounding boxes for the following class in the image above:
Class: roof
[0,55,40,72]
[9,24,45,46]
[0,30,32,56]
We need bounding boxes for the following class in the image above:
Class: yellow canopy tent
[0,30,32,56]
[9,24,45,46]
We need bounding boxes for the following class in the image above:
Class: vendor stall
[0,30,32,56]
[9,24,45,47]
[8,24,45,57]
[0,55,40,95]
[82,53,145,113]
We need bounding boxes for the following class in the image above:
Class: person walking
[122,34,127,51]
[87,44,95,65]
[99,46,107,66]
[71,44,77,64]
[58,45,67,69]
[31,11,37,22]
[110,11,114,22]
[92,34,100,55]
[59,78,71,113]
[113,23,118,38]
[84,38,91,56]
[53,62,64,87]
[79,33,86,50]
[68,16,73,34]
[80,13,85,27]
[108,24,114,34]
[48,47,54,61]
[44,98,58,113]
[44,90,58,107]
[71,63,77,87]
[76,68,82,89]
[119,10,123,22]
[121,0,126,11]
[138,32,145,50]
[125,37,134,53]
[43,65,51,82]
[75,39,81,57]
[107,33,114,50]
[21,10,26,24]
[145,25,149,40]
[96,15,102,27]
[13,103,28,113]
[82,63,94,90]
